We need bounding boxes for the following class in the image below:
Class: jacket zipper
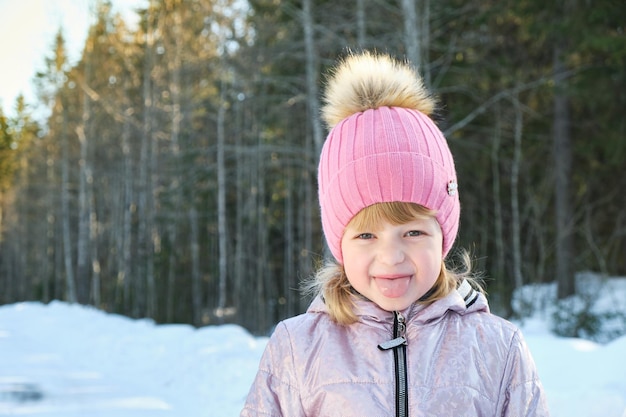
[378,311,408,417]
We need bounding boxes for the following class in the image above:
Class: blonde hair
[305,202,482,325]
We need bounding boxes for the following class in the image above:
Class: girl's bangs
[347,202,436,231]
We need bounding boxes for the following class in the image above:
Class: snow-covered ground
[1,274,625,417]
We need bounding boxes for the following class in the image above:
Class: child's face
[341,215,443,312]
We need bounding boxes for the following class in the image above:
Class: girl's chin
[372,295,415,312]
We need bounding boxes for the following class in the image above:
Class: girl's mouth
[374,275,411,298]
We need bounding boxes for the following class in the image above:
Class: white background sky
[0,0,147,118]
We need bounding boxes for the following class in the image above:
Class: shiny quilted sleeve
[496,329,551,416]
[240,322,305,417]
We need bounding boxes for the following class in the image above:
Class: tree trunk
[166,5,183,323]
[137,2,157,317]
[490,105,511,316]
[511,93,523,290]
[216,78,229,322]
[189,205,202,326]
[491,106,505,282]
[301,0,323,155]
[60,97,77,304]
[76,34,97,305]
[422,0,431,86]
[117,96,134,314]
[76,125,90,304]
[283,172,295,317]
[302,0,324,271]
[401,0,421,69]
[553,42,575,299]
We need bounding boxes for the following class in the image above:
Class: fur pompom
[321,51,436,129]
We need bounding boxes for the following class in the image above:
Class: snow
[1,274,625,416]
[0,302,267,416]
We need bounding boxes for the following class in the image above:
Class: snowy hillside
[1,274,625,417]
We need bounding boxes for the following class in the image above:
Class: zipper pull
[377,312,407,350]
[396,312,406,338]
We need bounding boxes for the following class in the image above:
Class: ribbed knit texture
[318,106,459,263]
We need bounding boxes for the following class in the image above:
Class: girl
[241,51,549,417]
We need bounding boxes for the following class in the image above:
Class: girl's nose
[377,239,405,265]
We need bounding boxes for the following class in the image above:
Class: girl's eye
[406,230,423,237]
[356,233,375,240]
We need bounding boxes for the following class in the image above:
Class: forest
[0,0,624,336]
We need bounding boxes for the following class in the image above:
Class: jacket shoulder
[462,309,521,334]
[452,307,525,351]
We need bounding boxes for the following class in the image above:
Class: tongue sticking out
[375,277,411,298]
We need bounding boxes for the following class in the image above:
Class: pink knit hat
[318,52,460,263]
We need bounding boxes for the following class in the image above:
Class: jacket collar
[307,280,489,327]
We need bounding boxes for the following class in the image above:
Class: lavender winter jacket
[241,281,549,417]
